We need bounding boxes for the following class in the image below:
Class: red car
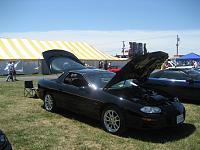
[108,66,121,73]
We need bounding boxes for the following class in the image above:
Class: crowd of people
[98,60,111,70]
[161,59,200,70]
[5,61,17,82]
[176,60,200,68]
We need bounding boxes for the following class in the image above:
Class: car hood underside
[104,51,168,89]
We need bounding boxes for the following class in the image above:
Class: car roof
[58,68,114,81]
[166,68,185,71]
[151,68,199,77]
[69,68,114,75]
[156,68,191,72]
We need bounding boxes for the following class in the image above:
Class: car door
[57,72,101,116]
[68,73,103,117]
[55,72,86,112]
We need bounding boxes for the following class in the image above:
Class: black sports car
[0,130,12,150]
[37,50,185,134]
[144,68,200,102]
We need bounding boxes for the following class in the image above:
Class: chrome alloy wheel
[44,94,54,111]
[103,110,121,133]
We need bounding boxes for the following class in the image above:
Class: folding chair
[24,81,37,97]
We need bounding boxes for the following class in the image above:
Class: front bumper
[126,105,185,129]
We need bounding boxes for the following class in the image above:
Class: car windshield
[86,72,115,88]
[86,72,138,89]
[110,79,138,89]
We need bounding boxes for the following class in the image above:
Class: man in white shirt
[6,61,14,82]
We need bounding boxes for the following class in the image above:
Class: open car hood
[104,51,168,89]
[42,49,86,73]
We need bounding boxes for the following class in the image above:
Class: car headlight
[140,106,161,113]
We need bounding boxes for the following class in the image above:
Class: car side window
[64,73,88,87]
[111,80,134,89]
[159,71,190,80]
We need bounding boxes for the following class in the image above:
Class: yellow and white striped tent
[0,38,120,60]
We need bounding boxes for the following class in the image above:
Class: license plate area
[177,114,184,124]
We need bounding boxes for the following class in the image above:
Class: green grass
[0,81,200,150]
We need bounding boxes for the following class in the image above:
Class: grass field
[0,81,200,150]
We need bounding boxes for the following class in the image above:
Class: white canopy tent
[0,38,126,75]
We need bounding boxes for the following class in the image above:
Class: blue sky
[1,0,200,32]
[0,0,200,56]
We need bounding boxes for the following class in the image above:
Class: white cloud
[1,30,200,57]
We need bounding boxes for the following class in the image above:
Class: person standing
[98,61,101,69]
[161,60,170,70]
[99,61,104,69]
[6,61,14,82]
[12,61,17,81]
[193,61,198,68]
[104,60,108,70]
[108,62,111,69]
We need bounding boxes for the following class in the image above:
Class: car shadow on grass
[43,106,196,143]
[123,123,196,143]
[47,107,101,128]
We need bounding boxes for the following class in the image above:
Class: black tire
[44,94,56,112]
[101,106,126,135]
